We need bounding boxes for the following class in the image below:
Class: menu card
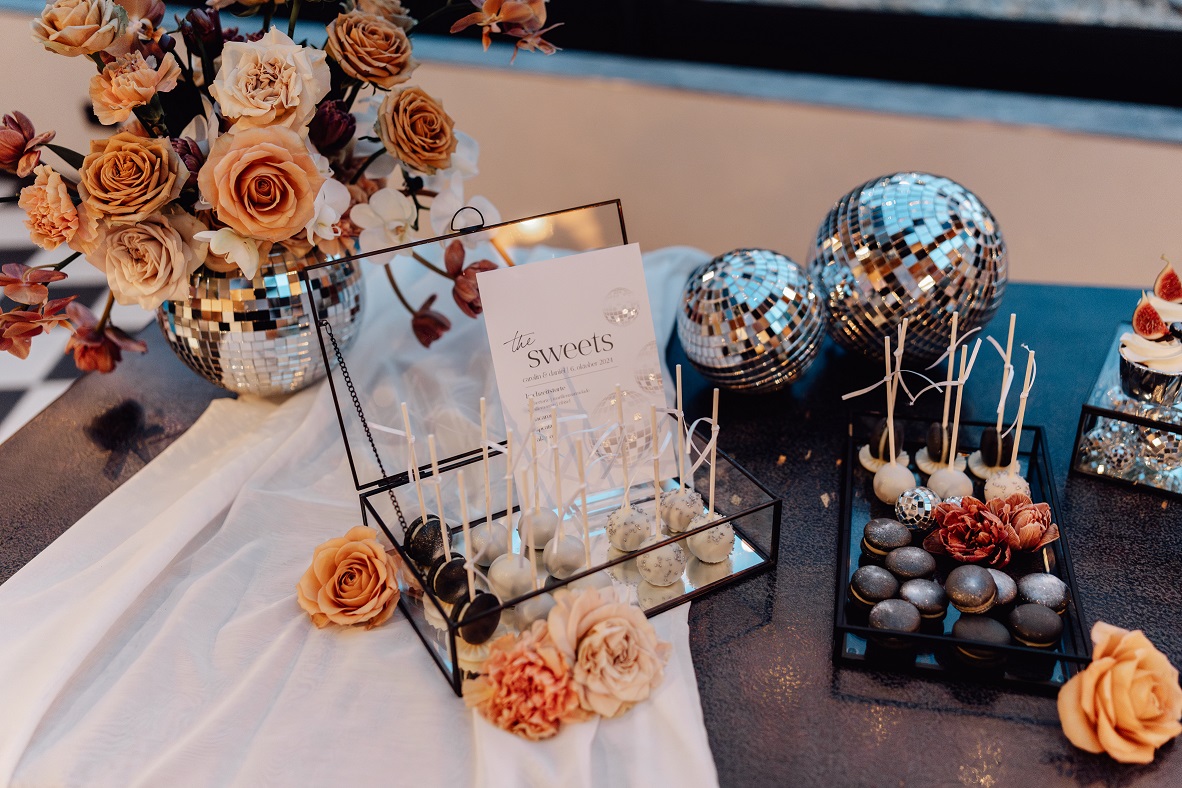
[477,244,675,501]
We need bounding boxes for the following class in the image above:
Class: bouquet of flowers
[1,0,561,371]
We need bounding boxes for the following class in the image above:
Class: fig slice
[1154,259,1182,303]
[1133,296,1168,340]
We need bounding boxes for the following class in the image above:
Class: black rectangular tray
[834,412,1091,695]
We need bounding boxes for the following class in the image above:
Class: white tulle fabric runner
[0,246,719,787]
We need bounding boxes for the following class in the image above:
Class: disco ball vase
[808,172,1007,363]
[158,247,364,397]
[677,248,826,392]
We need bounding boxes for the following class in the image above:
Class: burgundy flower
[0,112,55,178]
[63,301,147,374]
[177,7,224,59]
[443,239,497,318]
[309,100,356,156]
[985,494,1060,552]
[411,294,450,347]
[0,263,66,305]
[170,137,204,189]
[0,295,75,359]
[923,495,1021,568]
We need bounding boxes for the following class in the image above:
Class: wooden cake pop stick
[503,431,515,557]
[480,398,492,525]
[457,470,476,600]
[401,402,428,519]
[676,364,687,491]
[528,397,539,511]
[551,408,563,537]
[1008,349,1036,469]
[948,347,969,468]
[940,312,959,464]
[527,505,539,590]
[615,384,632,510]
[996,313,1016,432]
[707,388,719,516]
[576,440,592,567]
[428,435,450,556]
[651,405,661,537]
[883,337,897,466]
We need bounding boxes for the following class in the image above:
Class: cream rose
[78,131,187,224]
[18,165,79,251]
[1059,621,1182,764]
[31,0,126,57]
[89,51,181,125]
[198,125,325,243]
[91,209,206,309]
[296,526,399,629]
[210,28,330,132]
[547,587,671,718]
[376,86,457,175]
[325,11,417,90]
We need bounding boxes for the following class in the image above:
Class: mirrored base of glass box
[1071,326,1182,499]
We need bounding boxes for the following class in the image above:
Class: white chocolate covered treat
[542,534,586,579]
[487,553,534,601]
[660,488,704,533]
[984,468,1031,500]
[605,546,643,585]
[928,466,974,499]
[514,592,555,630]
[517,509,559,547]
[569,571,615,591]
[686,512,735,564]
[606,507,649,552]
[686,556,733,587]
[637,578,686,610]
[873,462,917,505]
[468,521,509,567]
[636,534,688,587]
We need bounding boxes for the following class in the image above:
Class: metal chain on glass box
[322,320,407,530]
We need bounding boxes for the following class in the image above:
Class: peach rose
[198,125,325,243]
[1058,622,1182,764]
[464,620,589,740]
[78,131,187,225]
[18,165,79,251]
[89,51,180,125]
[90,208,206,308]
[376,86,457,175]
[210,28,330,132]
[355,0,414,29]
[325,11,417,90]
[296,526,400,629]
[547,587,671,718]
[31,0,126,57]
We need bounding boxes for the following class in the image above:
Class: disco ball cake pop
[807,172,1007,363]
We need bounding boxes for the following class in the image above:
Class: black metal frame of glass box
[299,200,782,694]
[1069,325,1182,500]
[834,412,1091,696]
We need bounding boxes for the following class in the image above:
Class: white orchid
[305,179,351,245]
[352,187,419,265]
[193,227,262,279]
[429,175,500,245]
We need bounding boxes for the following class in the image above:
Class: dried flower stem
[415,0,463,31]
[287,0,303,39]
[261,0,275,32]
[94,291,115,333]
[29,250,81,271]
[384,264,414,314]
[349,148,385,184]
[410,250,450,279]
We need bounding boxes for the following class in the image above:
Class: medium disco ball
[677,248,826,392]
[807,172,1007,363]
[158,247,364,397]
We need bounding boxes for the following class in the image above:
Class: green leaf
[46,144,85,172]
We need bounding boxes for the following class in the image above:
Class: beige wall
[4,9,1180,288]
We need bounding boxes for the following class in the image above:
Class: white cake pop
[984,349,1036,501]
[661,488,705,533]
[636,535,687,587]
[487,431,533,601]
[686,556,733,588]
[926,344,975,500]
[637,578,686,610]
[469,522,509,567]
[607,506,649,551]
[543,409,586,579]
[569,571,615,591]
[686,512,735,564]
[514,592,555,630]
[872,330,919,504]
[518,508,559,546]
[605,546,643,585]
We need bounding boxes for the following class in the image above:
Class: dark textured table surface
[2,282,1180,786]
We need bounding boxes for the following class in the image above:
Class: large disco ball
[807,172,1007,363]
[677,248,827,392]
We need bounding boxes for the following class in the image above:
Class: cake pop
[928,347,975,499]
[567,435,614,591]
[425,434,469,604]
[517,397,560,546]
[985,348,1035,500]
[916,312,965,474]
[513,487,555,630]
[606,384,649,551]
[470,398,508,567]
[638,405,690,586]
[971,313,1017,479]
[487,431,534,601]
[873,326,919,504]
[637,579,686,610]
[543,409,586,579]
[687,390,735,565]
[454,469,502,644]
[660,365,705,531]
[400,402,445,568]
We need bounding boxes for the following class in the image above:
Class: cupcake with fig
[1123,258,1182,406]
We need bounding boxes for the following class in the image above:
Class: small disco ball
[603,287,639,325]
[895,486,940,532]
[593,388,654,464]
[807,172,1007,363]
[1138,422,1182,473]
[677,248,826,392]
[1100,442,1136,475]
[1079,427,1113,461]
[634,340,664,393]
